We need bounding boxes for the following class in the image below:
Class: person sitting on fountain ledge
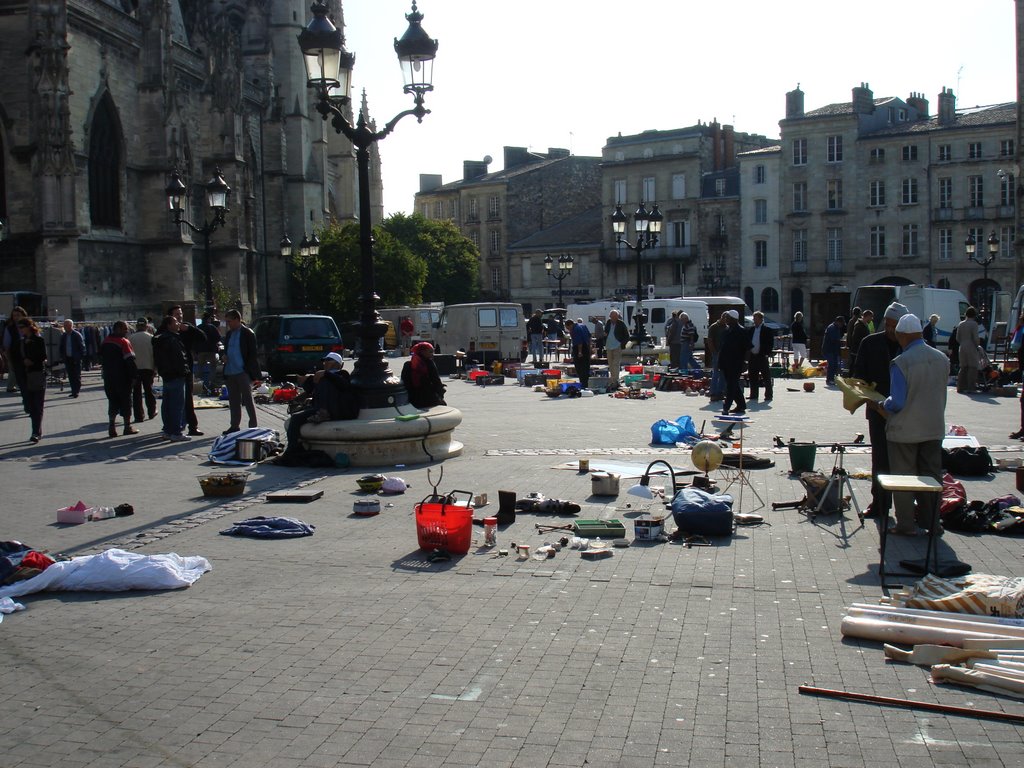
[402,342,447,409]
[277,352,359,464]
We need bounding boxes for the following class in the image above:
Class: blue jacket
[60,329,86,362]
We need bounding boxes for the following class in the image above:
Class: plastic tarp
[0,549,211,599]
[650,415,701,446]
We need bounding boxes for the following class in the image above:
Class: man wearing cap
[278,353,358,463]
[221,309,262,435]
[852,302,908,519]
[128,317,157,422]
[867,313,949,535]
[718,309,751,415]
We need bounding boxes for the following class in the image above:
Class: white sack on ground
[0,549,212,599]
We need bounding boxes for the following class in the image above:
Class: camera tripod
[773,442,865,526]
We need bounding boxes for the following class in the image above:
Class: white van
[432,303,525,362]
[851,285,968,346]
[624,299,710,349]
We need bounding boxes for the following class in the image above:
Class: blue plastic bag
[650,415,700,445]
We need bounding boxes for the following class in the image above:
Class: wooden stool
[876,474,942,590]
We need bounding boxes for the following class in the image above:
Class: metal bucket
[236,438,262,462]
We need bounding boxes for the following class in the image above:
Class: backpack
[941,445,993,476]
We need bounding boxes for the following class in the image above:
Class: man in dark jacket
[100,320,139,438]
[153,315,192,442]
[851,302,908,518]
[846,309,873,376]
[822,316,845,384]
[719,310,751,415]
[60,319,86,398]
[222,309,262,435]
[280,352,358,461]
[170,305,208,436]
[746,311,775,402]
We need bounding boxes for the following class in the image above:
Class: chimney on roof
[419,173,442,192]
[938,87,956,124]
[852,82,874,114]
[547,148,570,159]
[785,85,804,118]
[463,158,490,181]
[906,91,929,119]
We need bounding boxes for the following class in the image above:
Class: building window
[469,231,480,249]
[642,263,656,284]
[420,203,430,217]
[449,199,458,219]
[792,138,807,166]
[792,182,807,212]
[870,225,886,257]
[754,240,768,268]
[673,262,687,285]
[490,266,501,293]
[434,200,444,218]
[869,180,885,207]
[754,165,766,184]
[761,287,779,313]
[743,287,754,308]
[902,224,919,257]
[938,144,952,162]
[901,145,918,162]
[715,178,726,196]
[671,220,689,247]
[1001,139,1016,157]
[827,135,843,163]
[901,178,919,205]
[754,199,768,224]
[715,214,726,236]
[967,227,984,254]
[827,228,842,262]
[1001,173,1016,207]
[671,173,686,199]
[792,230,807,262]
[489,230,500,255]
[938,177,952,208]
[968,142,983,160]
[969,175,984,208]
[939,228,953,261]
[642,177,656,202]
[521,260,531,288]
[1001,226,1016,259]
[869,147,885,163]
[826,179,843,210]
[89,93,122,228]
[488,195,500,219]
[467,198,478,221]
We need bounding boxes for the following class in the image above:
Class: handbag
[25,370,46,392]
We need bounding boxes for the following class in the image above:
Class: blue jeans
[710,353,725,397]
[161,377,186,436]
[825,352,839,383]
[529,333,543,361]
[680,342,701,371]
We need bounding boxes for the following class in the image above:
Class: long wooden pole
[798,685,1024,724]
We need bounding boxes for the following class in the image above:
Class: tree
[310,221,426,320]
[382,213,480,305]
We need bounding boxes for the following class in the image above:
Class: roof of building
[737,145,782,157]
[866,102,1016,137]
[700,168,741,198]
[423,155,598,194]
[508,206,604,252]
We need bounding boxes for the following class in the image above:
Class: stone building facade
[0,0,382,321]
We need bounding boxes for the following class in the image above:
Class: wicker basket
[199,472,249,497]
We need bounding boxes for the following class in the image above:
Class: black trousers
[722,368,746,413]
[867,412,891,513]
[574,353,591,388]
[133,369,157,421]
[65,359,82,396]
[184,371,198,430]
[748,353,772,398]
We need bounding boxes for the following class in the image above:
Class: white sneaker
[168,433,191,442]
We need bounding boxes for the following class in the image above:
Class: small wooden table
[876,474,943,589]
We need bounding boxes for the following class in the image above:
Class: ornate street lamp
[165,167,231,313]
[544,253,574,309]
[966,232,1000,326]
[611,201,662,349]
[298,0,437,407]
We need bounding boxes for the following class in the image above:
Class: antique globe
[691,439,724,473]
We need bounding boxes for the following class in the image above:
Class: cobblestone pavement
[2,365,1024,768]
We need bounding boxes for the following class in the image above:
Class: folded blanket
[219,516,315,539]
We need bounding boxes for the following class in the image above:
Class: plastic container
[788,442,816,473]
[415,491,474,554]
[634,517,665,541]
[483,517,498,547]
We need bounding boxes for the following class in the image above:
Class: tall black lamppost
[611,201,663,346]
[166,168,231,313]
[544,253,573,309]
[0,217,7,242]
[966,231,1000,325]
[280,233,320,312]
[298,0,437,407]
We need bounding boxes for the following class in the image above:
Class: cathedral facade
[0,0,382,320]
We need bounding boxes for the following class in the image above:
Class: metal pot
[236,438,262,461]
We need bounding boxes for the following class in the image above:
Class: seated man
[402,342,447,408]
[280,352,359,460]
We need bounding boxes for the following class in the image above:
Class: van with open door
[432,303,525,363]
[851,285,968,346]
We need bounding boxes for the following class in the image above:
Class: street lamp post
[611,201,663,349]
[966,232,1000,325]
[280,233,320,312]
[165,167,231,313]
[544,253,573,309]
[298,0,437,407]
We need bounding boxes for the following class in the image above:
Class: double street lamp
[279,233,320,312]
[298,0,437,407]
[165,167,232,313]
[611,201,663,345]
[544,253,573,309]
[966,231,1000,324]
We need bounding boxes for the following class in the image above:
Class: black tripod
[773,442,866,526]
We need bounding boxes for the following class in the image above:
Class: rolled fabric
[931,664,1024,699]
[841,615,1013,646]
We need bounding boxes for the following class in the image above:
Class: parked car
[251,314,344,381]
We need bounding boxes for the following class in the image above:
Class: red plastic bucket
[415,491,474,554]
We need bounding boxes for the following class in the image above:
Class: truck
[377,303,443,347]
[431,302,525,363]
[623,298,710,349]
[851,284,969,346]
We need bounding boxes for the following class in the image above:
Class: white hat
[895,314,923,333]
[323,352,344,365]
[725,310,740,320]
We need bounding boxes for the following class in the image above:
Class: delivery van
[623,299,710,349]
[377,303,443,346]
[432,302,525,363]
[851,285,968,346]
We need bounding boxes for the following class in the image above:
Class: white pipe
[849,603,1024,628]
[841,615,1014,646]
[847,607,1024,639]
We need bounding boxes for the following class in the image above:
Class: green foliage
[382,213,480,304]
[211,279,240,314]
